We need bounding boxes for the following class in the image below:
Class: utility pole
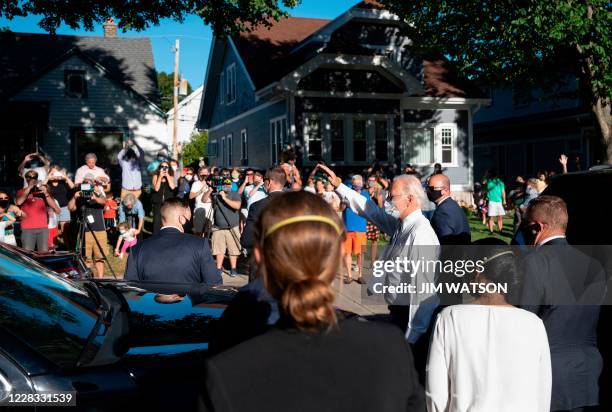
[172,38,180,158]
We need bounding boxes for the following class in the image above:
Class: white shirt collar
[537,235,566,246]
[160,225,183,233]
[436,196,451,205]
[401,209,424,230]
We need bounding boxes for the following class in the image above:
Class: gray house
[473,83,601,182]
[0,21,167,188]
[197,1,489,199]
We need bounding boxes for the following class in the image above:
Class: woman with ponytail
[200,191,424,412]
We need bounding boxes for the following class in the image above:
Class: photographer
[151,161,177,234]
[18,152,50,188]
[15,170,58,251]
[47,168,75,246]
[190,167,213,237]
[117,139,142,199]
[211,178,242,277]
[68,174,108,278]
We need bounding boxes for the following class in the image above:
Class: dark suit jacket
[430,197,471,244]
[521,237,606,410]
[240,191,284,250]
[199,317,425,412]
[125,227,221,285]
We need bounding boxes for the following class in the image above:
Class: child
[104,193,118,230]
[114,222,137,259]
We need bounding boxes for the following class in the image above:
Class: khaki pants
[85,230,108,262]
[121,188,142,200]
[211,227,241,256]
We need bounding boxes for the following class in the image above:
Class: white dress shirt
[426,305,552,412]
[336,183,440,342]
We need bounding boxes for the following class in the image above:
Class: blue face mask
[352,185,363,192]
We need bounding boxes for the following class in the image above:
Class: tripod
[75,203,117,279]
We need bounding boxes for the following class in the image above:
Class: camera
[80,183,94,200]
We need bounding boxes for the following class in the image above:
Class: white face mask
[120,229,126,235]
[185,175,193,182]
[384,200,401,219]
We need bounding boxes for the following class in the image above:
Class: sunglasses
[26,176,38,180]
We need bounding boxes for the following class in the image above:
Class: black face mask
[520,223,540,245]
[427,187,443,203]
[0,199,9,209]
[179,215,192,233]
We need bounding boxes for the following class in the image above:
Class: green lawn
[468,213,514,244]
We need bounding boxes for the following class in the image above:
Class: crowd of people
[0,143,604,412]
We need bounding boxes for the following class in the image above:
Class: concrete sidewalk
[221,272,389,317]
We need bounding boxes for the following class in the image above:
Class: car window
[0,247,98,368]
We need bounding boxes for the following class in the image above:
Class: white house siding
[166,86,203,144]
[9,54,167,170]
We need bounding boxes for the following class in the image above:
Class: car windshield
[0,246,99,368]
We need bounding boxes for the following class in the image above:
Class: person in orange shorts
[341,174,369,284]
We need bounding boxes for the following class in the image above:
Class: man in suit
[125,198,221,285]
[240,167,286,251]
[521,196,605,412]
[427,173,471,244]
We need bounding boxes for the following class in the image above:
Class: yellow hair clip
[264,215,342,238]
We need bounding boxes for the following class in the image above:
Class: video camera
[80,183,94,200]
[206,175,225,193]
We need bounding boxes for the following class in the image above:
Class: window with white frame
[374,120,389,161]
[437,124,456,166]
[209,140,218,157]
[226,64,236,104]
[240,129,248,165]
[304,116,322,162]
[330,119,345,161]
[219,72,224,105]
[226,133,233,165]
[220,136,225,165]
[353,119,367,162]
[270,117,287,164]
[402,123,457,166]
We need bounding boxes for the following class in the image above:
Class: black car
[528,166,612,411]
[0,245,237,411]
[0,242,91,279]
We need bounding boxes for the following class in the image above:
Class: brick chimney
[103,18,117,38]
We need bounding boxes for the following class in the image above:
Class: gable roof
[232,17,330,90]
[0,31,160,105]
[229,11,484,98]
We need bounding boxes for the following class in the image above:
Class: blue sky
[0,0,358,90]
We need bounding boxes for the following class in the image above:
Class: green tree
[182,130,208,166]
[157,71,193,112]
[0,0,300,35]
[382,0,611,161]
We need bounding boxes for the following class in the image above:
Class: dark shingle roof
[0,32,160,105]
[231,15,486,98]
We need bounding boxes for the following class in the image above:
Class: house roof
[0,31,160,105]
[230,12,485,98]
[232,17,331,89]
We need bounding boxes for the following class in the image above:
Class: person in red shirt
[15,170,58,251]
[103,193,118,230]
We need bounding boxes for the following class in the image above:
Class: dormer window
[65,70,87,98]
